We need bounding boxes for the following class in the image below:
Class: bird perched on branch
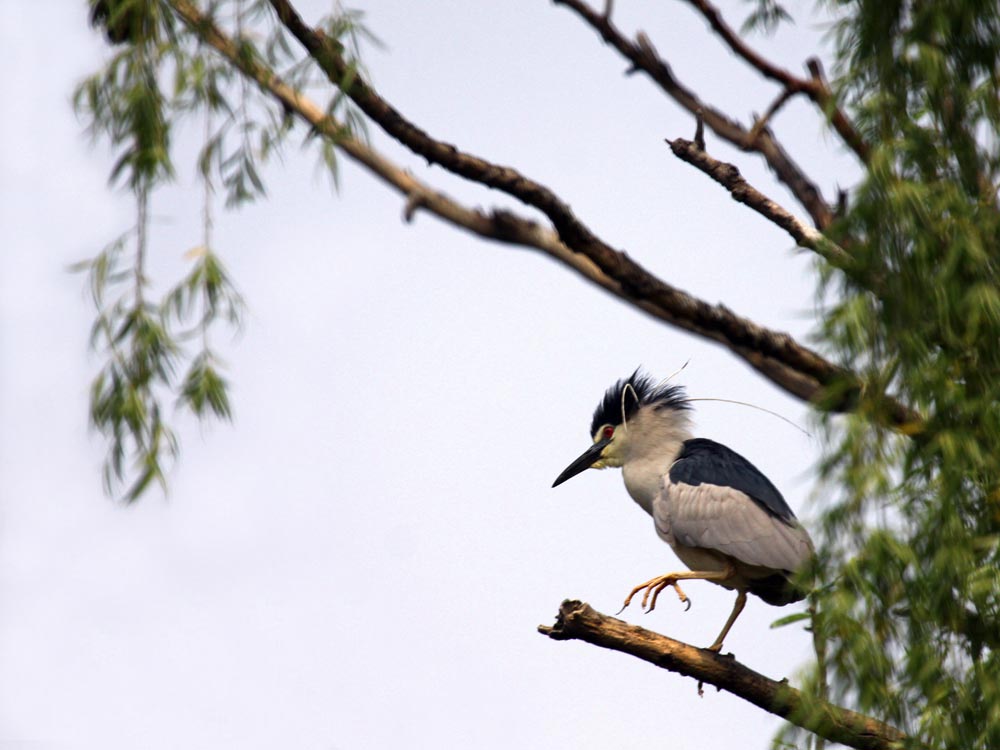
[552,371,814,652]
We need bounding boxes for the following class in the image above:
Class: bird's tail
[749,572,806,606]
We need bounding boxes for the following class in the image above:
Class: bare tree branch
[678,0,870,164]
[277,1,918,428]
[667,136,890,297]
[745,88,796,148]
[539,601,909,750]
[552,0,836,230]
[667,137,853,268]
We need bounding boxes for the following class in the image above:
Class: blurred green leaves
[740,0,792,35]
[74,234,242,501]
[806,1,1000,747]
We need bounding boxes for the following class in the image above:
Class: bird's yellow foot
[620,574,691,614]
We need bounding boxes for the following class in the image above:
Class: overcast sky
[1,2,852,748]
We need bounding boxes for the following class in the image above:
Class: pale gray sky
[1,2,849,748]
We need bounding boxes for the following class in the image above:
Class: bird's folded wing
[654,481,814,573]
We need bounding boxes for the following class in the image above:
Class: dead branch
[539,601,908,750]
[170,0,835,404]
[668,137,852,268]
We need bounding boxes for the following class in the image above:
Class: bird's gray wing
[668,438,796,521]
[653,480,814,573]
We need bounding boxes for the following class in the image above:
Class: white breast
[621,456,670,515]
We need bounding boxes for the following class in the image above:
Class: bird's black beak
[552,437,612,488]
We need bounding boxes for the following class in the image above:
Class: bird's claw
[619,575,691,615]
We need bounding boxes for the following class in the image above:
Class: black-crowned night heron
[552,371,814,652]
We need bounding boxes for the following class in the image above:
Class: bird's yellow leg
[706,589,748,652]
[620,563,736,614]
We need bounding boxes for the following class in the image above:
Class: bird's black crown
[590,369,690,436]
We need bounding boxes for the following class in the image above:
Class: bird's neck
[621,411,692,515]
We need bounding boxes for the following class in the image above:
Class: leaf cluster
[75,237,243,501]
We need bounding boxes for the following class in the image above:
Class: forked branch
[552,0,835,230]
[679,0,870,163]
[539,601,908,750]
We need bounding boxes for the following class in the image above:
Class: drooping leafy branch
[77,0,361,498]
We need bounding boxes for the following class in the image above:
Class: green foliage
[76,0,372,500]
[74,231,243,501]
[799,1,1000,747]
[75,229,180,501]
[179,351,234,419]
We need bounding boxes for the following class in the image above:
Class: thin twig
[693,108,705,151]
[745,88,796,148]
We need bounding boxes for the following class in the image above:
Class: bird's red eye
[602,425,615,439]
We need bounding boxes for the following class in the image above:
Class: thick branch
[539,601,908,750]
[552,0,835,230]
[679,0,870,163]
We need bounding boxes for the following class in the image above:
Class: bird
[552,370,814,652]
